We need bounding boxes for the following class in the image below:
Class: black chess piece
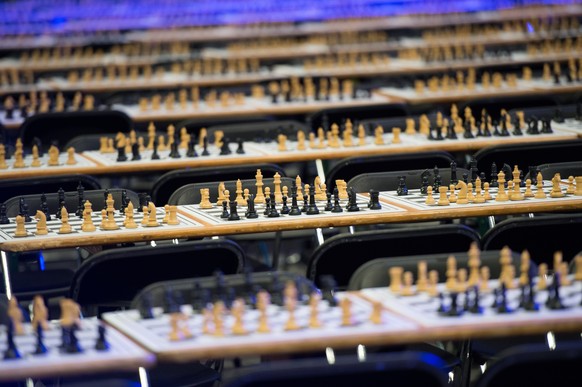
[500,117,510,136]
[306,192,319,215]
[541,119,553,134]
[496,283,512,314]
[552,108,565,123]
[301,193,308,213]
[151,137,160,160]
[268,194,280,217]
[319,275,338,307]
[482,122,492,137]
[492,121,501,136]
[546,272,566,310]
[139,292,155,319]
[553,70,561,85]
[470,158,479,184]
[228,200,241,221]
[55,200,65,220]
[120,189,128,214]
[95,324,110,351]
[331,187,343,213]
[288,185,301,216]
[169,141,180,159]
[468,286,483,314]
[420,171,430,195]
[236,138,245,154]
[475,121,484,137]
[280,195,290,214]
[245,194,258,219]
[0,203,9,224]
[368,190,382,210]
[201,136,210,156]
[512,115,523,136]
[264,196,271,216]
[62,326,83,354]
[436,292,446,313]
[462,173,468,184]
[346,187,359,212]
[33,137,43,157]
[463,289,471,311]
[186,138,198,157]
[527,118,539,135]
[397,176,408,196]
[450,161,458,184]
[529,166,538,185]
[131,142,141,161]
[116,144,128,162]
[433,174,441,191]
[446,292,463,316]
[427,126,436,140]
[33,323,48,355]
[102,189,110,211]
[3,320,21,360]
[19,198,31,222]
[219,137,232,156]
[489,163,498,187]
[76,182,85,217]
[138,193,148,213]
[523,280,540,312]
[446,121,457,140]
[324,191,333,211]
[463,120,474,138]
[220,200,230,219]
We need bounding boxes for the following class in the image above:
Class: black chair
[306,103,409,133]
[474,341,582,387]
[326,151,455,190]
[69,239,245,315]
[0,174,101,204]
[481,214,582,266]
[307,225,481,289]
[347,249,525,291]
[347,167,471,193]
[151,164,287,206]
[223,351,447,387]
[206,120,308,143]
[472,140,582,179]
[18,110,133,152]
[526,161,582,181]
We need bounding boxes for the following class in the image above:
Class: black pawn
[435,126,444,140]
[139,293,155,319]
[40,194,51,221]
[219,137,231,156]
[151,138,160,160]
[301,194,308,213]
[546,272,566,310]
[0,203,9,224]
[319,275,338,307]
[470,158,479,184]
[433,174,441,191]
[116,145,128,162]
[21,202,31,223]
[306,192,319,215]
[281,195,290,214]
[120,189,128,214]
[288,186,301,216]
[541,119,553,134]
[500,117,510,136]
[264,196,271,216]
[236,138,245,154]
[324,191,333,211]
[346,188,359,212]
[95,324,110,351]
[489,163,498,187]
[420,172,430,195]
[397,176,408,196]
[527,118,539,135]
[475,121,484,137]
[220,201,229,219]
[186,139,198,157]
[169,141,180,159]
[552,108,565,123]
[228,200,240,221]
[131,142,141,161]
[246,194,258,219]
[450,161,458,184]
[331,187,343,213]
[523,282,539,312]
[103,189,109,211]
[492,121,501,136]
[512,116,523,135]
[437,292,446,313]
[3,320,21,360]
[427,126,436,140]
[201,136,210,156]
[63,327,83,354]
[529,166,539,185]
[463,120,474,138]
[368,189,381,210]
[446,292,463,316]
[138,193,148,213]
[469,286,483,314]
[446,121,457,140]
[496,283,512,314]
[34,323,48,355]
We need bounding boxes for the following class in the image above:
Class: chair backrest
[326,151,455,190]
[168,177,294,206]
[307,224,481,289]
[474,341,582,387]
[347,167,470,192]
[472,140,582,178]
[206,120,308,142]
[3,188,139,218]
[151,164,287,205]
[224,351,447,387]
[481,214,582,266]
[69,239,245,311]
[306,103,409,132]
[348,249,524,291]
[0,174,102,204]
[525,161,582,181]
[18,110,133,152]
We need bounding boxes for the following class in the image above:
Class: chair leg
[456,339,473,387]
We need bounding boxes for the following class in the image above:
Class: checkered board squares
[361,277,582,328]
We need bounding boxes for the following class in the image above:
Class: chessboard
[102,291,418,361]
[0,205,203,244]
[0,317,154,381]
[553,118,582,138]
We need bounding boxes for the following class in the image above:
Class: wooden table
[0,126,578,180]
